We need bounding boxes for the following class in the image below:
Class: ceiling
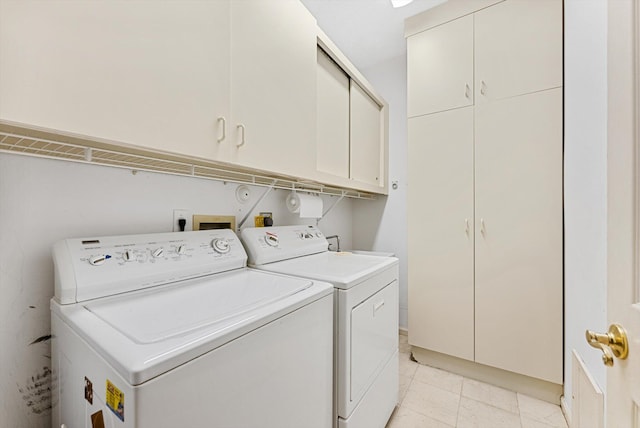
[300,0,448,70]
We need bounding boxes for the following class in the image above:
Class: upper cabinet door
[317,48,350,179]
[0,1,231,159]
[229,0,317,178]
[407,15,473,117]
[474,0,562,103]
[350,83,383,187]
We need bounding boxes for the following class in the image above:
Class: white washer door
[350,280,399,402]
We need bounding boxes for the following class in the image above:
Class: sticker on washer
[106,379,125,422]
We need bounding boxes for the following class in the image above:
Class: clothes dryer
[241,225,399,428]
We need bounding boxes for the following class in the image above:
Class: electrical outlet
[173,209,191,232]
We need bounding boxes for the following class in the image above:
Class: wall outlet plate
[236,185,251,203]
[173,209,191,232]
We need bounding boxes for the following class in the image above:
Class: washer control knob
[176,245,186,255]
[265,233,279,247]
[152,247,164,258]
[316,232,323,238]
[211,238,230,254]
[123,249,135,262]
[89,255,109,266]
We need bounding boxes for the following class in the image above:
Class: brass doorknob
[585,323,629,366]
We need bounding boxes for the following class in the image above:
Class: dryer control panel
[53,229,246,304]
[241,225,328,266]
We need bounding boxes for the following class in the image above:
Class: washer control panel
[53,229,246,304]
[241,225,328,266]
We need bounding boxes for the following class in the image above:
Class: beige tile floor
[386,334,568,428]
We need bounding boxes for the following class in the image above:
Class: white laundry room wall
[563,0,608,421]
[352,54,409,329]
[0,152,353,427]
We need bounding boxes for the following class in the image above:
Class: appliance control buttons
[304,232,313,239]
[152,248,164,258]
[123,249,135,262]
[316,232,323,238]
[176,245,186,255]
[211,238,230,254]
[265,233,279,247]
[89,255,110,266]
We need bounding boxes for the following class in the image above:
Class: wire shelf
[0,129,377,200]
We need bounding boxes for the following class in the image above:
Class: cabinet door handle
[465,218,470,234]
[373,300,385,315]
[465,83,471,99]
[480,80,487,95]
[236,124,246,147]
[217,117,226,143]
[480,218,486,236]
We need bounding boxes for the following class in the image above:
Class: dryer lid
[254,251,398,289]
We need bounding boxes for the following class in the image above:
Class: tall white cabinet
[407,0,563,386]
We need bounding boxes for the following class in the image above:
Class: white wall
[353,54,409,329]
[563,0,608,419]
[0,152,353,427]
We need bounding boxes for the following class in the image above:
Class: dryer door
[350,280,399,403]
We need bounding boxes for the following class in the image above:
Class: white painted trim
[411,346,563,404]
[561,395,573,428]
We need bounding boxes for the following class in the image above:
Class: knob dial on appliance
[123,249,135,262]
[265,233,279,247]
[176,245,186,255]
[89,255,109,266]
[152,248,164,258]
[211,238,231,254]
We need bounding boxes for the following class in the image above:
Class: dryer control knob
[212,238,230,254]
[123,249,135,262]
[176,245,186,255]
[265,233,279,247]
[152,247,164,258]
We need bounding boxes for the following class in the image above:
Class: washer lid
[85,269,313,344]
[254,252,399,289]
[52,269,333,385]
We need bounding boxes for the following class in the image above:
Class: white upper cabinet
[314,33,388,194]
[407,15,474,117]
[474,0,562,103]
[350,82,383,187]
[228,0,317,178]
[0,0,318,179]
[316,48,350,179]
[0,1,231,160]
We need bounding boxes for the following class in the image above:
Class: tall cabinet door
[0,1,231,159]
[474,0,562,103]
[407,15,474,117]
[230,0,317,178]
[408,107,475,361]
[474,88,563,383]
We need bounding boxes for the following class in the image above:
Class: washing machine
[50,229,333,428]
[240,225,399,428]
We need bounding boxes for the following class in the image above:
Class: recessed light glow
[391,0,414,7]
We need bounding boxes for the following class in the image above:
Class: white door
[603,0,640,426]
[229,0,317,178]
[406,14,474,117]
[350,82,383,187]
